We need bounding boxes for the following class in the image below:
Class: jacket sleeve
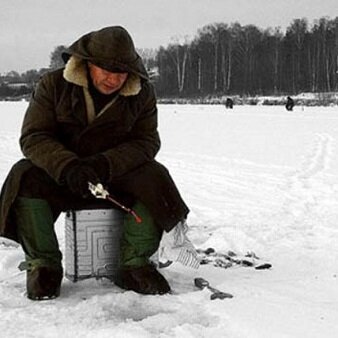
[20,73,78,183]
[102,83,161,180]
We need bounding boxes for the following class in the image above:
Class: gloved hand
[64,162,100,197]
[82,154,110,183]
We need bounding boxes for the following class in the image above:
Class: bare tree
[168,36,190,94]
[49,45,67,70]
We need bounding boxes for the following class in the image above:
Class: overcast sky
[1,0,337,73]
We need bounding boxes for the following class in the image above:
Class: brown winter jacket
[20,56,160,184]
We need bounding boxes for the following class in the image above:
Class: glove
[64,162,100,197]
[82,154,110,183]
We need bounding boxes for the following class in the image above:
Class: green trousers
[13,197,161,270]
[13,197,62,270]
[120,200,162,267]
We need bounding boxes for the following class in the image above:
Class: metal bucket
[65,208,124,282]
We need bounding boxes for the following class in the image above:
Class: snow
[1,101,338,337]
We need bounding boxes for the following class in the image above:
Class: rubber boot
[115,201,171,294]
[12,197,63,300]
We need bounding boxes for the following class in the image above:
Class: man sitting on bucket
[0,26,197,300]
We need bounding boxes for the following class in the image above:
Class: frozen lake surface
[1,102,338,337]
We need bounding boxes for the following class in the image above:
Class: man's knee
[135,161,170,182]
[19,166,58,198]
[110,161,170,191]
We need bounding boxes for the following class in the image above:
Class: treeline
[0,69,49,100]
[0,46,66,100]
[1,16,337,100]
[155,17,338,97]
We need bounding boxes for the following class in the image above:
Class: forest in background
[155,17,338,98]
[1,16,338,104]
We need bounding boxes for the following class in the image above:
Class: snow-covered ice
[0,102,338,337]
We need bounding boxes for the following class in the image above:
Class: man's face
[88,63,128,95]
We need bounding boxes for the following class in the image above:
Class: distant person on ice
[285,96,294,111]
[225,98,234,109]
[0,26,197,300]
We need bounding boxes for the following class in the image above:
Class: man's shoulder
[33,68,74,100]
[40,68,64,81]
[138,79,156,99]
[39,68,70,88]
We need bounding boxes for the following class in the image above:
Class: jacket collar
[63,55,142,96]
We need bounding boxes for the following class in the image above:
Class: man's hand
[82,154,109,183]
[64,163,100,197]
